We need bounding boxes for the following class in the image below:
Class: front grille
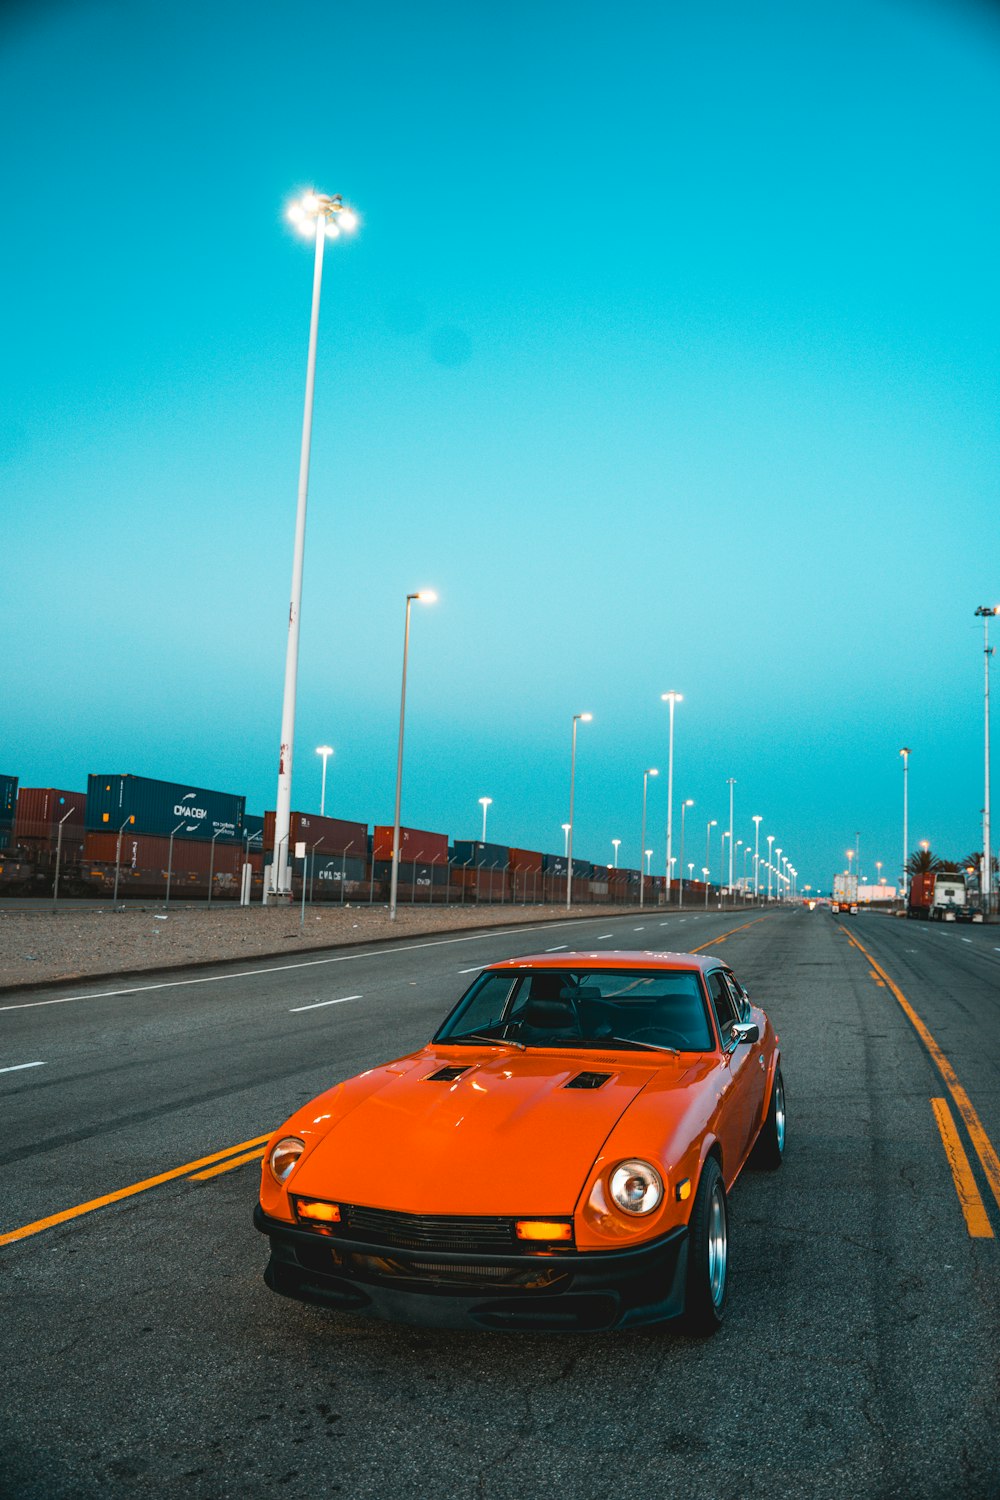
[337,1204,517,1254]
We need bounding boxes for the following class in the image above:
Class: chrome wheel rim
[707,1185,727,1307]
[774,1075,786,1153]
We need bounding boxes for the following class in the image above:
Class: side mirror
[730,1021,759,1046]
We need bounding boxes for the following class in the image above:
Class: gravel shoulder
[0,901,646,990]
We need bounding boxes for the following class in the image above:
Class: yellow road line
[930,1098,994,1238]
[0,1134,271,1248]
[841,926,1000,1218]
[191,1148,266,1182]
[693,915,769,952]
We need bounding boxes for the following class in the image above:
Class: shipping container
[0,774,16,850]
[372,825,449,865]
[244,812,265,842]
[451,840,509,872]
[86,774,245,843]
[84,831,247,877]
[14,788,86,845]
[263,810,367,859]
[508,846,543,873]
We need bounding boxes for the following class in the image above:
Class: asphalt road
[2,906,998,1499]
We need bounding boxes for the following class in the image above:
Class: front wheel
[681,1158,728,1335]
[752,1066,786,1170]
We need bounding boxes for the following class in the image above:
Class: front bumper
[253,1203,688,1332]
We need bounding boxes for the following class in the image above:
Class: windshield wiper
[608,1036,678,1055]
[446,1031,526,1051]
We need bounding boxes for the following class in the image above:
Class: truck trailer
[907,871,982,922]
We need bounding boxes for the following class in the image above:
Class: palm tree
[906,848,941,875]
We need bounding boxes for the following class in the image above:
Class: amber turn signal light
[295,1199,341,1223]
[675,1179,691,1202]
[514,1220,573,1242]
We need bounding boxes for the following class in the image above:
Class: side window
[441,973,518,1035]
[722,972,750,1021]
[706,971,739,1044]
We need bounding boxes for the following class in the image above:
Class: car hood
[289,1049,661,1216]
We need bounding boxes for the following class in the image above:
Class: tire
[681,1157,728,1335]
[753,1066,786,1170]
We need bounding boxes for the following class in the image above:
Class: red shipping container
[83,831,248,877]
[15,789,86,844]
[508,846,544,873]
[263,810,367,859]
[372,825,449,864]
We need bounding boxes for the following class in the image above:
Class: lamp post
[113,816,133,907]
[479,796,493,843]
[726,777,736,893]
[316,745,334,817]
[165,820,185,908]
[389,589,437,921]
[561,823,571,856]
[566,713,592,909]
[661,691,683,907]
[52,805,77,911]
[766,834,774,900]
[645,850,653,874]
[775,847,783,903]
[612,838,621,868]
[752,814,763,903]
[639,767,658,910]
[268,189,359,902]
[975,606,997,914]
[678,798,694,910]
[735,838,743,897]
[900,747,910,903]
[702,865,711,908]
[705,819,717,908]
[207,827,225,908]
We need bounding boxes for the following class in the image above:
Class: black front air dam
[254,1203,688,1332]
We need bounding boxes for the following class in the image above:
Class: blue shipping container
[86,774,245,844]
[451,840,510,872]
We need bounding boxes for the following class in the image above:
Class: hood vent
[426,1065,470,1083]
[565,1071,612,1090]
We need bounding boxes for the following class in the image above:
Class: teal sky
[3,0,999,890]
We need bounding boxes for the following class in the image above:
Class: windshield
[434,968,714,1052]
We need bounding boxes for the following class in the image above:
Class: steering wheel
[625,1026,688,1049]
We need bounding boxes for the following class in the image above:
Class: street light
[52,804,77,911]
[678,798,694,910]
[389,590,437,921]
[702,865,711,908]
[268,189,359,901]
[705,819,717,908]
[766,834,774,900]
[975,606,998,915]
[566,713,592,909]
[639,767,658,910]
[661,692,683,907]
[645,849,653,875]
[316,745,334,818]
[479,796,493,843]
[776,847,783,903]
[900,747,911,903]
[561,823,571,856]
[726,777,736,893]
[752,814,763,902]
[165,820,185,908]
[612,838,621,868]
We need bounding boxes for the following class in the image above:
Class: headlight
[269,1136,305,1184]
[609,1159,663,1215]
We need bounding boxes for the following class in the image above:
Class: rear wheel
[752,1066,786,1170]
[681,1158,728,1335]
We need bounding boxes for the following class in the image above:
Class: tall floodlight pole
[705,819,717,907]
[975,606,997,915]
[899,747,910,903]
[766,834,774,900]
[775,847,783,903]
[389,590,437,921]
[268,189,359,901]
[566,714,592,909]
[316,745,334,817]
[639,767,659,909]
[678,798,694,910]
[479,796,493,842]
[661,692,683,906]
[726,777,736,892]
[752,814,762,903]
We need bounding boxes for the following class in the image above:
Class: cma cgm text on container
[86,774,245,843]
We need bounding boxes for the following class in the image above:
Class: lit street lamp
[389,590,437,920]
[566,714,592,909]
[726,777,736,892]
[639,767,658,910]
[974,606,998,915]
[316,745,334,818]
[268,189,359,901]
[562,823,571,857]
[612,838,621,868]
[661,691,683,906]
[678,798,694,910]
[705,819,717,908]
[479,796,493,843]
[776,847,783,903]
[752,814,763,902]
[900,747,911,902]
[766,834,774,900]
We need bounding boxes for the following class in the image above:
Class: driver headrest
[522,998,576,1029]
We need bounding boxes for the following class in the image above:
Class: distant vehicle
[907,871,982,923]
[256,950,785,1334]
[831,873,858,915]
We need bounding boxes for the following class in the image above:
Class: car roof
[484,950,722,973]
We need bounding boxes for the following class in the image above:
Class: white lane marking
[595,933,614,939]
[545,945,568,952]
[458,966,485,974]
[0,1061,45,1074]
[290,994,362,1014]
[0,923,588,1014]
[961,938,972,944]
[634,927,644,931]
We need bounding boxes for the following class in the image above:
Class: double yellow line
[842,926,1000,1239]
[0,1135,269,1248]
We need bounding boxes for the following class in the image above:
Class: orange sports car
[254,950,785,1334]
